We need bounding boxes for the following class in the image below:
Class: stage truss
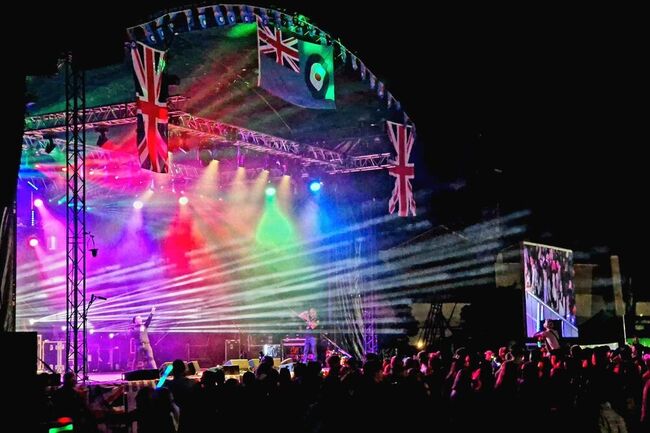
[64,56,87,381]
[24,98,394,175]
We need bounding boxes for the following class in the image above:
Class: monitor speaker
[223,359,249,372]
[124,369,160,381]
[225,339,240,361]
[187,360,200,375]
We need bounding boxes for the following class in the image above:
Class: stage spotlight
[155,16,168,41]
[309,180,322,192]
[258,8,270,25]
[198,8,208,28]
[28,237,39,248]
[199,148,213,167]
[109,333,115,339]
[96,127,108,147]
[273,10,282,26]
[240,5,254,23]
[214,6,226,25]
[179,196,189,205]
[274,158,285,175]
[286,160,302,178]
[186,10,197,31]
[33,198,44,208]
[44,136,56,154]
[226,7,236,24]
[281,161,289,176]
[133,200,143,210]
[265,186,276,197]
[86,232,98,257]
[145,23,157,44]
[263,155,271,172]
[236,146,245,168]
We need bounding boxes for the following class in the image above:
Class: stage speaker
[223,359,249,372]
[124,369,160,381]
[187,360,200,375]
[40,372,61,386]
[2,333,38,433]
[2,332,36,374]
[225,339,240,360]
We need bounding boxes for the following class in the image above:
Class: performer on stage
[297,308,319,363]
[130,306,157,369]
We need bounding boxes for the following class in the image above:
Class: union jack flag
[387,121,416,217]
[257,17,300,73]
[131,41,169,173]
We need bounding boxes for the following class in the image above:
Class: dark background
[7,2,646,296]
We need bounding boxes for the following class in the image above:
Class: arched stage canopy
[24,4,416,180]
[16,4,432,355]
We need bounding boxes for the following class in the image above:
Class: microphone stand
[82,294,104,382]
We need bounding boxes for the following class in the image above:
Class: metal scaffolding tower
[64,55,87,381]
[418,302,454,350]
[362,288,377,355]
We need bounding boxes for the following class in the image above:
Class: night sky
[10,3,645,293]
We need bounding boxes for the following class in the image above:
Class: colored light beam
[256,196,294,248]
[277,174,292,214]
[194,159,219,196]
[228,167,247,203]
[227,22,256,38]
[35,201,66,247]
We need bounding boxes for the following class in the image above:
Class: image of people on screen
[524,244,576,326]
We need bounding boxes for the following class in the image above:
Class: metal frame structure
[64,56,87,381]
[24,101,394,175]
[24,96,188,133]
[362,289,377,354]
[418,302,454,350]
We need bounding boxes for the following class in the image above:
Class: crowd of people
[36,340,650,433]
